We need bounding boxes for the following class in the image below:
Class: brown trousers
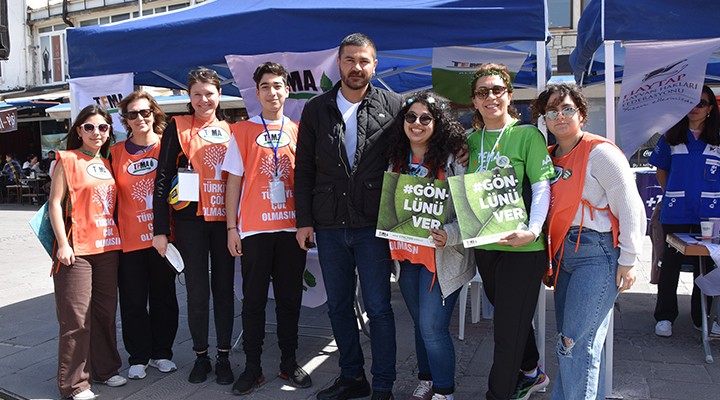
[53,251,121,398]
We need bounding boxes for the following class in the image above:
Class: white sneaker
[96,374,127,387]
[128,363,147,379]
[655,320,672,337]
[72,389,97,400]
[411,380,434,400]
[431,394,453,400]
[696,321,720,336]
[149,358,177,373]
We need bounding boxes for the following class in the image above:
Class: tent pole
[604,39,619,400]
[535,40,547,377]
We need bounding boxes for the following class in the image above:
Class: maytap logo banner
[69,73,134,142]
[617,38,720,157]
[431,46,527,106]
[226,48,340,122]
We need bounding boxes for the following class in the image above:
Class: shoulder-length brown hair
[117,90,167,136]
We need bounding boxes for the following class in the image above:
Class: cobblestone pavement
[1,204,719,400]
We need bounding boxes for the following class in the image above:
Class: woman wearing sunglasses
[152,68,235,385]
[650,85,720,338]
[386,91,473,400]
[47,105,125,399]
[532,84,645,400]
[110,91,179,380]
[466,64,555,400]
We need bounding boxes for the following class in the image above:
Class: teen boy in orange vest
[222,62,311,395]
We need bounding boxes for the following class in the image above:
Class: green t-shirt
[466,120,554,252]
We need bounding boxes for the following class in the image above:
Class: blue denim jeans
[398,261,460,395]
[551,228,619,400]
[316,227,396,391]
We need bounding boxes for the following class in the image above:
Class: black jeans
[118,247,179,365]
[173,218,235,352]
[240,231,306,367]
[655,223,707,326]
[475,249,546,400]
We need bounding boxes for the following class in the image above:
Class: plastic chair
[458,272,491,340]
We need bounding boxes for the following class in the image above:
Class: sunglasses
[474,86,508,99]
[124,109,153,120]
[545,107,578,121]
[696,100,711,108]
[81,123,110,133]
[189,69,219,80]
[404,112,434,126]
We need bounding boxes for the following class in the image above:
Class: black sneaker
[278,362,312,388]
[371,391,394,400]
[215,356,235,385]
[188,356,212,384]
[232,366,265,395]
[316,374,371,400]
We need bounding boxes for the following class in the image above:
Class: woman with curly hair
[466,63,555,400]
[532,84,644,399]
[387,91,474,400]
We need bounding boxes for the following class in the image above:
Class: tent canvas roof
[67,0,551,95]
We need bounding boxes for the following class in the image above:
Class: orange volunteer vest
[389,163,446,276]
[231,118,299,233]
[58,150,122,256]
[174,115,231,222]
[110,141,161,252]
[547,133,620,284]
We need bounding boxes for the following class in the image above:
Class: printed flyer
[376,172,449,247]
[448,167,527,247]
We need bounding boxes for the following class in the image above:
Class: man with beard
[294,33,401,400]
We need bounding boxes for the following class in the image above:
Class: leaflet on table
[375,172,449,247]
[448,167,527,247]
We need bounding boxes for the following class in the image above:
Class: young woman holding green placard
[386,91,474,400]
[466,63,555,400]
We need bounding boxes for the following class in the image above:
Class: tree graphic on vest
[259,154,291,180]
[131,178,154,210]
[204,145,227,180]
[92,184,116,215]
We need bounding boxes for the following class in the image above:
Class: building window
[38,25,66,84]
[548,0,572,29]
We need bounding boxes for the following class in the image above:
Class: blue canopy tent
[67,0,551,96]
[570,0,720,143]
[572,0,720,86]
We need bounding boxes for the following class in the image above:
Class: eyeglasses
[696,100,711,108]
[544,107,578,121]
[189,69,219,80]
[81,123,110,133]
[124,109,153,120]
[473,86,508,99]
[404,112,434,126]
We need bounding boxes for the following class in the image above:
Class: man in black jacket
[295,33,402,400]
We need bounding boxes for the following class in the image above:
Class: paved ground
[1,203,719,400]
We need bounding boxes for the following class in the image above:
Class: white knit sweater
[570,142,647,266]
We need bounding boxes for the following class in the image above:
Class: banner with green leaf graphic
[448,167,527,247]
[375,172,450,248]
[431,47,527,106]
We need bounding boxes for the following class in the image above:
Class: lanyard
[260,115,285,176]
[408,153,425,177]
[478,119,514,172]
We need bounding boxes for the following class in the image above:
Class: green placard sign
[448,167,527,247]
[375,172,450,247]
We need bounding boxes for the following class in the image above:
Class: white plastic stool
[458,272,491,340]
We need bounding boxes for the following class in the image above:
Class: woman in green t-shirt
[466,63,554,400]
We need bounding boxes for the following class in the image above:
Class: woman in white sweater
[531,84,645,400]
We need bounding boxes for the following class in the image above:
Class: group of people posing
[48,32,652,400]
